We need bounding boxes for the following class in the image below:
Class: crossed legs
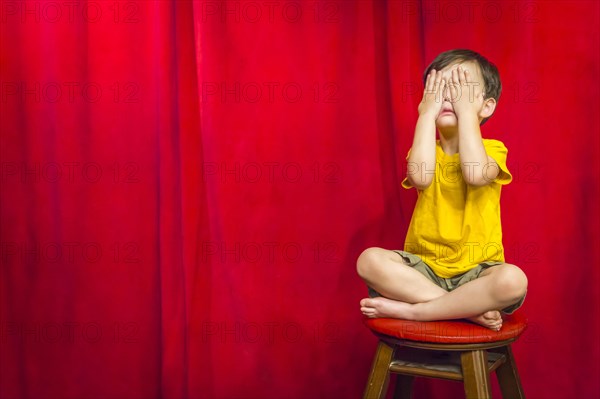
[356,247,528,330]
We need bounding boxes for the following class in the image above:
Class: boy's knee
[356,247,384,279]
[492,264,528,301]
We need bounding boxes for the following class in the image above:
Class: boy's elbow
[464,175,492,187]
[407,175,433,190]
[463,159,500,187]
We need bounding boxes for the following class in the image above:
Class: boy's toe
[360,298,376,308]
[483,310,501,321]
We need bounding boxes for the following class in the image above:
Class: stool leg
[494,345,525,399]
[393,374,414,399]
[461,350,492,399]
[363,341,395,399]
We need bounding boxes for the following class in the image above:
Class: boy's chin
[435,118,458,131]
[436,112,456,121]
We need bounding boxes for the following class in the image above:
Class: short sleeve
[401,148,413,189]
[483,139,512,185]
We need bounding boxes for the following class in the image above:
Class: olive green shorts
[368,250,526,314]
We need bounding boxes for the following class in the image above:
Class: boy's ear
[480,97,497,119]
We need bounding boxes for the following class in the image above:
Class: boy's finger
[425,70,435,91]
[458,66,466,84]
[449,83,459,102]
[438,79,446,101]
[434,72,443,91]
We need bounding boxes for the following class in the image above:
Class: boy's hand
[448,65,484,119]
[418,69,446,118]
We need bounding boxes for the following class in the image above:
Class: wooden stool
[363,312,527,399]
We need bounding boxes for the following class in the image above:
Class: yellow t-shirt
[401,139,512,278]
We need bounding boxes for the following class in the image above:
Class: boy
[357,49,527,331]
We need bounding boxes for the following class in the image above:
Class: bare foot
[361,298,503,331]
[360,297,415,319]
[467,311,503,331]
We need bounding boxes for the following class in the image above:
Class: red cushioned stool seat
[362,313,528,399]
[365,312,528,344]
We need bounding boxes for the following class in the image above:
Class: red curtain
[1,1,598,398]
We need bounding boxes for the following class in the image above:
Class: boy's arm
[407,69,446,189]
[451,66,499,186]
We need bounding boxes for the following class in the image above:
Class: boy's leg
[358,249,506,329]
[356,247,447,303]
[361,263,527,323]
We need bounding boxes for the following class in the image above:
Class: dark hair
[423,49,501,124]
